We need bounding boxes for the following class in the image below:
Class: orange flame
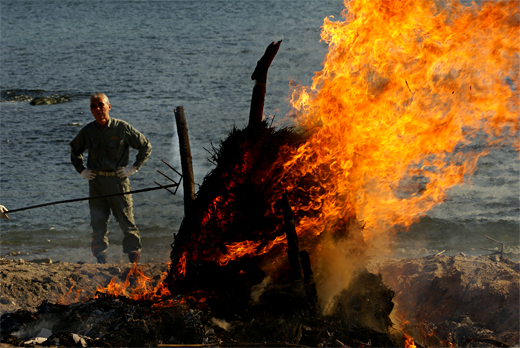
[175,251,188,277]
[399,318,418,348]
[58,280,86,305]
[95,263,182,308]
[282,0,519,241]
[404,333,417,348]
[169,0,518,284]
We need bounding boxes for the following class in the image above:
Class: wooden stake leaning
[248,40,282,128]
[174,106,196,218]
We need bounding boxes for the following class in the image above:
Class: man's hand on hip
[117,166,137,178]
[0,205,9,220]
[81,169,97,180]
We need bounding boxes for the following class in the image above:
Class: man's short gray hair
[90,93,109,104]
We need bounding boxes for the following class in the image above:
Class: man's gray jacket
[70,118,152,173]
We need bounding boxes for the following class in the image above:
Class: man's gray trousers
[88,175,142,257]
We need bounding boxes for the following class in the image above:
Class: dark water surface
[1,0,518,263]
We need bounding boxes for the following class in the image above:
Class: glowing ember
[59,280,85,305]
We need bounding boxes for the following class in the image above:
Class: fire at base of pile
[2,256,518,347]
[0,269,396,347]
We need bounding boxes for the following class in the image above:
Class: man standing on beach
[70,93,152,264]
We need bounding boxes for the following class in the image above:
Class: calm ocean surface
[1,0,518,263]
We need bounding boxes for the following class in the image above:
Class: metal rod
[173,176,183,195]
[162,160,182,177]
[484,235,504,245]
[4,184,179,214]
[154,181,177,196]
[157,170,180,184]
[483,235,504,259]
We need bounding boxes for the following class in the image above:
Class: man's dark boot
[128,251,139,264]
[96,253,107,264]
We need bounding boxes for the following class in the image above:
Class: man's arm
[71,131,97,180]
[125,125,152,170]
[70,130,87,174]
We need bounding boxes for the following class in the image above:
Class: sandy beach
[1,254,518,347]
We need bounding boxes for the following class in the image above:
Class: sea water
[1,0,518,263]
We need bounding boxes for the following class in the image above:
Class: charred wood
[282,191,304,282]
[175,106,196,218]
[248,40,282,128]
[300,250,319,317]
[466,337,510,347]
[282,191,310,318]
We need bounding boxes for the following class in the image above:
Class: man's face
[90,97,111,126]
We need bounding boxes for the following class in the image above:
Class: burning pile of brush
[162,120,397,345]
[166,0,519,322]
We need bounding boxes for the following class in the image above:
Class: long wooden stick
[4,184,179,214]
[174,106,196,217]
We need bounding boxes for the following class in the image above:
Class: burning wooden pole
[175,106,196,217]
[282,191,304,281]
[300,250,319,317]
[281,191,308,309]
[248,40,282,128]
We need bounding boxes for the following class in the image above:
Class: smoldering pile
[1,295,202,347]
[0,270,396,347]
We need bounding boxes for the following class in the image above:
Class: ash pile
[1,296,183,347]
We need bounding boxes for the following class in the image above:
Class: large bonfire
[167,0,519,307]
